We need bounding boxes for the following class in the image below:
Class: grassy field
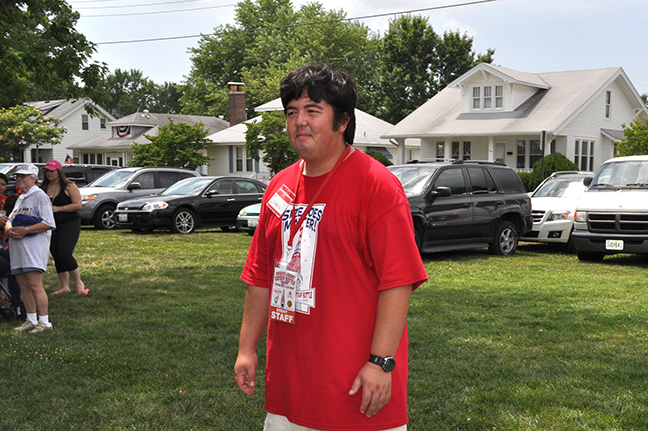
[1,228,647,430]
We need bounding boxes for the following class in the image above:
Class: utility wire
[81,3,235,17]
[73,0,208,10]
[95,0,496,45]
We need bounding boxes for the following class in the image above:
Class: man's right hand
[235,351,259,395]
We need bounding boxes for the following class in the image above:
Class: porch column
[395,138,406,165]
[488,137,495,162]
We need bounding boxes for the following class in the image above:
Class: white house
[68,111,229,169]
[24,98,115,163]
[206,97,421,179]
[382,64,648,172]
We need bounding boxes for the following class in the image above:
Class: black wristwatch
[368,354,396,372]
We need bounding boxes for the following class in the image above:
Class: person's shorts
[263,413,407,431]
[11,267,45,275]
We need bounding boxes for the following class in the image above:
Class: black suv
[388,160,533,255]
[62,164,118,187]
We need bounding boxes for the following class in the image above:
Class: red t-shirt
[241,150,428,430]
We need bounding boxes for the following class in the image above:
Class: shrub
[366,150,393,166]
[528,153,579,190]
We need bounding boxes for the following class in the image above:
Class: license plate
[606,239,624,250]
[117,214,128,223]
[247,220,258,228]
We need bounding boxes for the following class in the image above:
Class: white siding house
[206,98,421,179]
[24,99,115,163]
[382,64,647,172]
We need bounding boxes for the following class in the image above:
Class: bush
[366,150,393,166]
[528,153,579,191]
[517,172,532,192]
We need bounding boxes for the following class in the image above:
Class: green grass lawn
[1,229,647,430]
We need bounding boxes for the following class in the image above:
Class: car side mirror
[427,186,452,200]
[583,177,593,187]
[127,182,141,190]
[205,190,219,197]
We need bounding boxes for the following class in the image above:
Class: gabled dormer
[451,63,551,114]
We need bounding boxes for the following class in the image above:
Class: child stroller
[0,279,18,322]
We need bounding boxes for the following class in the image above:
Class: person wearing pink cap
[41,160,87,296]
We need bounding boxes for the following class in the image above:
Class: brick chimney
[228,82,246,126]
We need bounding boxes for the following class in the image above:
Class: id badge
[270,260,300,325]
[267,184,295,218]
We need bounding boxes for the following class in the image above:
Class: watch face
[383,356,396,372]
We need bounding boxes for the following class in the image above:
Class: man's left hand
[348,362,392,417]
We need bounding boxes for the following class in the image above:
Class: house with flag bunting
[68,111,229,168]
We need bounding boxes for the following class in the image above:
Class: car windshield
[87,170,135,188]
[593,160,648,188]
[0,164,16,174]
[161,177,214,196]
[533,177,588,198]
[388,165,438,196]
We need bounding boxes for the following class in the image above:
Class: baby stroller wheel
[0,303,17,322]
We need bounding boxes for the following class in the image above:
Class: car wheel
[577,251,605,262]
[93,205,116,230]
[171,209,196,234]
[489,221,518,256]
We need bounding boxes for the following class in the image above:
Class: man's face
[285,91,348,164]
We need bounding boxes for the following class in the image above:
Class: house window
[605,90,611,119]
[530,140,542,168]
[235,147,254,172]
[517,140,526,169]
[97,154,103,164]
[452,141,460,160]
[100,118,106,129]
[90,154,96,164]
[574,139,595,171]
[495,85,503,108]
[472,87,480,109]
[463,142,471,160]
[550,139,556,154]
[483,86,492,109]
[83,153,88,163]
[82,115,89,130]
[436,142,445,160]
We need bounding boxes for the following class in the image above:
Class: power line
[81,3,236,17]
[73,0,207,10]
[95,0,497,45]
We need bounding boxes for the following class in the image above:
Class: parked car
[0,163,46,193]
[521,171,593,248]
[388,160,532,255]
[79,167,200,230]
[236,203,261,235]
[573,155,648,261]
[114,176,267,234]
[61,164,119,187]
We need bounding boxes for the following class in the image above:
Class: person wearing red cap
[41,160,87,296]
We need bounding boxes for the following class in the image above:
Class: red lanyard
[288,145,351,248]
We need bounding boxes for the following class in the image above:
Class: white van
[572,155,648,261]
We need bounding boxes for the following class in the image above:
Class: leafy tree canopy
[0,105,66,161]
[616,116,648,157]
[182,0,380,119]
[129,118,212,170]
[99,69,183,118]
[365,150,393,167]
[245,110,298,176]
[1,0,107,108]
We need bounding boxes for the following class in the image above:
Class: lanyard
[287,145,351,249]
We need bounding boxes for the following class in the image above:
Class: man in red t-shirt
[235,63,428,431]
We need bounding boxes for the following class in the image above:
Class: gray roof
[383,65,646,139]
[25,98,115,121]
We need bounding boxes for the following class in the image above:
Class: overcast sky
[70,0,648,97]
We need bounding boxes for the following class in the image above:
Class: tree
[616,116,648,156]
[528,152,579,191]
[182,0,381,118]
[0,105,66,161]
[245,111,298,176]
[99,69,183,118]
[0,0,107,108]
[379,15,494,124]
[129,118,212,170]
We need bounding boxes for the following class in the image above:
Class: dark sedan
[114,176,266,234]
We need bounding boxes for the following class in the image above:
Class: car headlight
[82,194,98,202]
[575,211,587,222]
[239,208,248,216]
[142,201,168,211]
[548,211,570,221]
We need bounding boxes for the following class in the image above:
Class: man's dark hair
[280,63,357,145]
